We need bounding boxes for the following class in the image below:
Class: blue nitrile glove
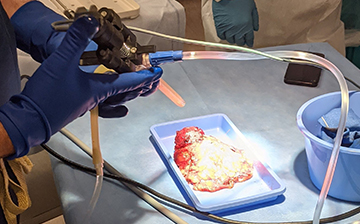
[212,0,259,47]
[11,1,66,62]
[11,0,144,118]
[0,15,162,159]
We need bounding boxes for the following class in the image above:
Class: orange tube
[158,79,186,107]
[95,65,185,107]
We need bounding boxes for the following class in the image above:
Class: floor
[38,1,203,223]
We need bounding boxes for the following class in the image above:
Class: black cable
[345,76,360,89]
[40,143,360,224]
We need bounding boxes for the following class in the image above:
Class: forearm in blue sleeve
[10,1,66,62]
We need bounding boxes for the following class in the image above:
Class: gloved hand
[0,15,162,159]
[11,1,66,62]
[11,1,148,118]
[212,0,259,47]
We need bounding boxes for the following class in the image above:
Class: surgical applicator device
[52,5,186,108]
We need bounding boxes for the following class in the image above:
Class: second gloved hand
[212,0,259,47]
[0,15,162,158]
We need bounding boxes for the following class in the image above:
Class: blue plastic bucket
[296,91,360,202]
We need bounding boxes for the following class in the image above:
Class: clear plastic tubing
[183,50,349,224]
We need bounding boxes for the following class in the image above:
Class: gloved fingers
[140,79,160,97]
[10,1,67,62]
[217,30,226,41]
[232,33,245,46]
[145,66,163,78]
[214,22,227,40]
[252,5,259,31]
[244,31,254,47]
[93,67,162,114]
[100,91,140,106]
[93,66,163,96]
[224,31,236,44]
[99,81,159,118]
[100,78,158,106]
[98,104,128,118]
[55,16,99,60]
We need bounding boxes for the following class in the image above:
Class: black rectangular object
[284,52,325,87]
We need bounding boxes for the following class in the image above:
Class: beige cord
[90,107,103,170]
[60,128,187,224]
[82,106,104,223]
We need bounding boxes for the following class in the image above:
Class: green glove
[213,0,259,47]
